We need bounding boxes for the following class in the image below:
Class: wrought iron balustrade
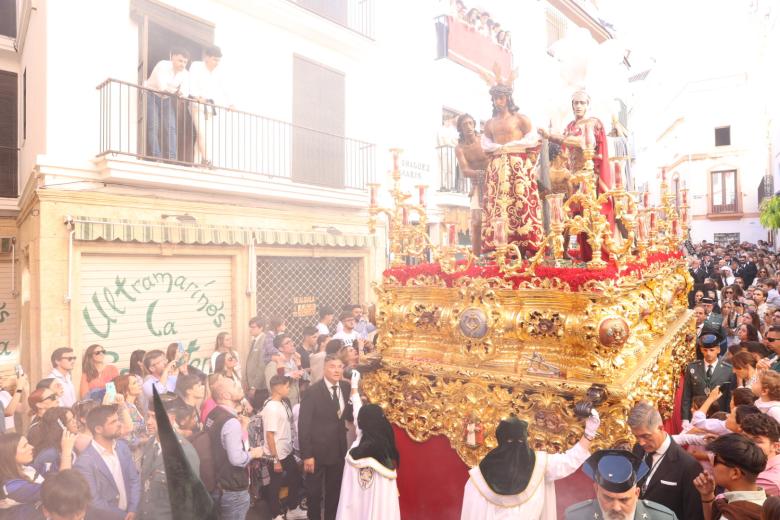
[437,145,469,195]
[97,79,375,190]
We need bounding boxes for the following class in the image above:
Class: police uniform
[681,333,733,421]
[138,435,200,520]
[564,450,678,520]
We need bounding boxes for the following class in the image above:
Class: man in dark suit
[681,333,733,427]
[689,258,707,285]
[74,405,141,520]
[299,354,355,520]
[628,401,704,520]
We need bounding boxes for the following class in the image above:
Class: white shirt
[704,359,718,378]
[644,434,671,485]
[262,399,293,460]
[188,61,229,105]
[92,440,127,511]
[333,330,359,347]
[316,322,330,336]
[324,377,345,417]
[0,390,14,430]
[47,368,76,408]
[144,60,189,96]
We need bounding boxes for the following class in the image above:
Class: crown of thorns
[480,63,517,97]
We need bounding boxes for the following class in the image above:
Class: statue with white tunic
[460,411,600,520]
[480,77,544,257]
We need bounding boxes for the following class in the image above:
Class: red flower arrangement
[383,250,683,292]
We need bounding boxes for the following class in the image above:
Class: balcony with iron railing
[758,174,774,205]
[96,79,376,194]
[436,145,470,196]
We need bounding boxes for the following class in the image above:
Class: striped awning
[68,216,376,248]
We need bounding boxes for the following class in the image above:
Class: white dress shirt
[144,60,189,96]
[92,440,127,510]
[644,434,672,486]
[188,61,229,105]
[47,368,76,408]
[323,376,344,417]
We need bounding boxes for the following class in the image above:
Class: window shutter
[0,71,18,198]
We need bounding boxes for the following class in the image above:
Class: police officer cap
[582,449,649,493]
[699,332,723,348]
[700,297,715,304]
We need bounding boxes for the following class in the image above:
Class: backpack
[189,429,217,493]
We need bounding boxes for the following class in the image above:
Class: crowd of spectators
[0,302,380,520]
[444,0,512,50]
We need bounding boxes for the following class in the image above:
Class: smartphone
[14,364,23,378]
[177,340,185,354]
[57,418,66,430]
[105,382,116,404]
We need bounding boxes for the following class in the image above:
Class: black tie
[644,451,655,470]
[331,385,339,403]
[706,365,713,380]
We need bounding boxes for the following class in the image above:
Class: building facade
[0,0,617,382]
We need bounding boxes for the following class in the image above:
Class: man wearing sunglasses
[48,347,77,407]
[757,326,780,373]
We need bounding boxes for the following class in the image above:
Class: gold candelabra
[368,149,475,271]
[368,145,686,276]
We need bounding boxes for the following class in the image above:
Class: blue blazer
[74,439,140,520]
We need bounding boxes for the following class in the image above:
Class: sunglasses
[42,394,58,402]
[60,356,77,361]
[767,337,780,343]
[93,350,105,356]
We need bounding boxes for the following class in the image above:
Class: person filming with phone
[141,350,179,407]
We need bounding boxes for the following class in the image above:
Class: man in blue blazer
[74,404,140,520]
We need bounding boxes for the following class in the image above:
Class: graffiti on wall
[81,271,230,373]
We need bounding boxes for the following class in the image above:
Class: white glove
[584,409,600,439]
[351,370,361,389]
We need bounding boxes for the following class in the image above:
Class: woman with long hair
[738,323,760,343]
[71,399,98,453]
[0,432,67,519]
[175,373,206,434]
[31,407,78,476]
[111,375,147,450]
[732,351,759,389]
[721,300,740,346]
[79,344,119,398]
[210,332,240,376]
[213,351,241,385]
[129,350,147,379]
[26,388,59,449]
[741,311,763,338]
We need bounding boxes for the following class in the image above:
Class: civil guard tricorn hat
[699,332,724,348]
[582,449,649,493]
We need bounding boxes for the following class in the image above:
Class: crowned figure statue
[479,67,543,257]
[539,90,614,261]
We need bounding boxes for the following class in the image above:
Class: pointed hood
[152,387,218,520]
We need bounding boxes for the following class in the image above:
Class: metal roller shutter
[0,260,18,377]
[79,255,232,374]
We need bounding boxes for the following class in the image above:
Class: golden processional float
[360,146,694,467]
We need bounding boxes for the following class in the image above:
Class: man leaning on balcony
[189,45,234,169]
[144,47,190,161]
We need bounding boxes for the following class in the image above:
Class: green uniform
[564,498,678,520]
[138,435,200,520]
[703,312,724,335]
